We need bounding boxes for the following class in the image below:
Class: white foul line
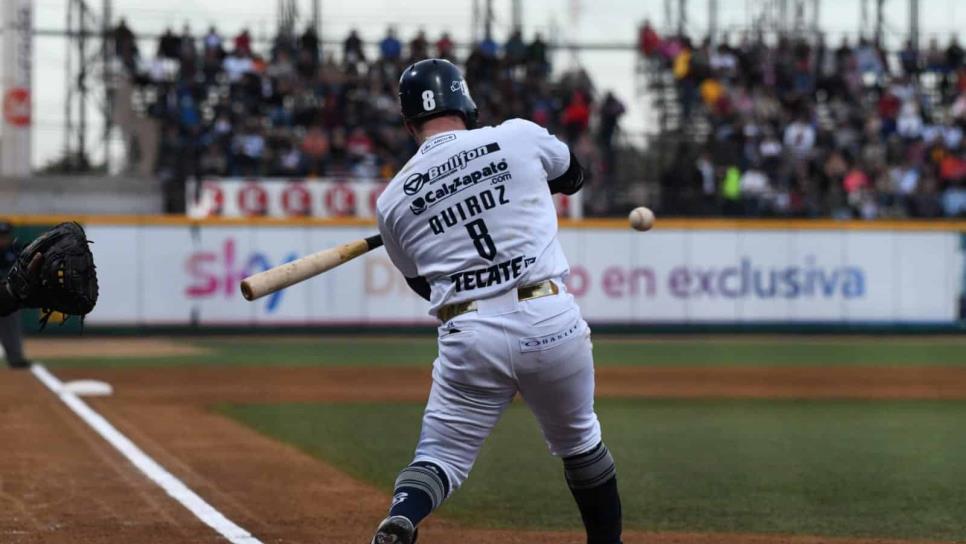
[31,364,263,544]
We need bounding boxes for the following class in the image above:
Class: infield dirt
[5,362,966,543]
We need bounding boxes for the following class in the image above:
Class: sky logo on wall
[185,238,298,312]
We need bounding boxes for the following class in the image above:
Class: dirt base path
[24,337,208,359]
[0,370,222,544]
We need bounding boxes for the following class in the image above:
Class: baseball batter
[371,59,622,544]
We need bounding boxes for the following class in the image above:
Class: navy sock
[564,443,623,544]
[388,461,450,527]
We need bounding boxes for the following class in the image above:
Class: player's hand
[7,252,44,302]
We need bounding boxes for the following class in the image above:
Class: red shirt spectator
[843,168,870,193]
[562,92,591,131]
[346,127,374,157]
[436,33,455,60]
[638,22,661,57]
[234,29,252,56]
[940,154,966,182]
[877,92,901,120]
[561,91,591,143]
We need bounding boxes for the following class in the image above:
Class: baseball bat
[240,234,384,301]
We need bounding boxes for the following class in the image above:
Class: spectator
[479,33,499,58]
[598,91,625,172]
[899,39,920,77]
[296,27,320,78]
[436,32,455,60]
[113,18,138,72]
[234,28,252,56]
[783,113,816,159]
[561,90,591,144]
[379,27,402,63]
[527,33,549,76]
[946,36,964,74]
[925,38,945,74]
[180,24,196,60]
[505,29,526,67]
[638,20,661,58]
[301,126,330,175]
[158,27,181,60]
[223,48,254,83]
[300,26,320,64]
[344,29,366,67]
[232,124,266,176]
[132,23,621,216]
[203,25,223,54]
[409,30,429,61]
[275,142,307,177]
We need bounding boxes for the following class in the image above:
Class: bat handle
[366,234,384,250]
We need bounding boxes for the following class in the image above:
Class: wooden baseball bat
[240,234,384,301]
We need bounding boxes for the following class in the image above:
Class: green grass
[220,399,966,540]
[44,335,966,368]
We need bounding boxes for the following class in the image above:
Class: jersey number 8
[465,219,497,261]
[422,90,436,111]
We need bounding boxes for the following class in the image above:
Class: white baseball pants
[412,281,602,491]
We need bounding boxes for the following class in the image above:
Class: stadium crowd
[112,20,625,213]
[639,22,966,218]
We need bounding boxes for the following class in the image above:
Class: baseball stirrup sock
[389,461,450,527]
[564,442,623,544]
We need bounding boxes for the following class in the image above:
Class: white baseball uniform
[376,118,601,491]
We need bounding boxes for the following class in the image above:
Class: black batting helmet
[398,59,478,128]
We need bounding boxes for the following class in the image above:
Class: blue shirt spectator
[380,28,402,62]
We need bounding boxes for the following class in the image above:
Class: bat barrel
[239,263,304,301]
[240,279,257,301]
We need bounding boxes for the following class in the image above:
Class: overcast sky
[12,0,966,169]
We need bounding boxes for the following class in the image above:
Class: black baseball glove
[4,222,98,327]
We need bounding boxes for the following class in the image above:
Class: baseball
[628,207,655,232]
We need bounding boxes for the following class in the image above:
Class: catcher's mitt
[6,222,98,327]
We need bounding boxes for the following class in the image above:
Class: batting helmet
[398,59,478,128]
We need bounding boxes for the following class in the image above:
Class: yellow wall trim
[4,214,966,232]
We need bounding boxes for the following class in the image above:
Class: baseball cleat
[370,515,418,544]
[7,359,30,369]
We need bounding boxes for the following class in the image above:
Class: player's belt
[437,280,560,323]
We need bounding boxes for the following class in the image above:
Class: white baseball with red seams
[376,118,603,491]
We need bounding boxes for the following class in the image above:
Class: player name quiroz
[428,186,510,235]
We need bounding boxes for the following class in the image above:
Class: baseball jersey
[376,118,572,316]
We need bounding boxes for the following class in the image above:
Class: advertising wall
[187,178,582,219]
[83,222,966,327]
